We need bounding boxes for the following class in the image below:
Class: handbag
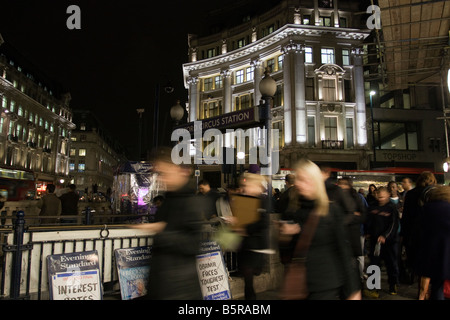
[280,211,320,300]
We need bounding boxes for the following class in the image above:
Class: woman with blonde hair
[279,159,361,300]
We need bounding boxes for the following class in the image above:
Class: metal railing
[0,210,240,300]
[0,210,155,300]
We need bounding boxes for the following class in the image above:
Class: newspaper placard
[196,240,231,300]
[114,246,151,300]
[47,250,102,300]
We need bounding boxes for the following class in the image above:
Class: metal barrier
[0,211,155,300]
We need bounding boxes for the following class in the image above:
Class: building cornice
[183,24,371,87]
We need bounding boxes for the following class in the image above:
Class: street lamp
[369,90,377,167]
[170,100,184,126]
[259,68,277,213]
[136,108,145,160]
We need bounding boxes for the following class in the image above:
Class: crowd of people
[131,147,449,301]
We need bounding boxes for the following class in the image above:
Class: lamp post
[259,68,277,213]
[369,90,377,167]
[136,108,145,160]
[170,100,184,126]
[442,69,450,173]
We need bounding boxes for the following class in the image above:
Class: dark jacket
[366,202,399,242]
[59,191,79,215]
[417,200,450,280]
[37,193,61,223]
[146,181,203,300]
[292,200,360,298]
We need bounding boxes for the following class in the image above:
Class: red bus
[0,167,36,201]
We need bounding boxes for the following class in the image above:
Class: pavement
[236,267,419,300]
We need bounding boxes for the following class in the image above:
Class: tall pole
[137,108,145,160]
[370,91,377,167]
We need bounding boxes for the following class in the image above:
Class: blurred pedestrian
[387,181,403,215]
[400,177,413,198]
[225,173,270,300]
[277,173,296,216]
[366,184,378,207]
[337,177,367,285]
[365,186,400,297]
[133,147,203,300]
[279,159,361,300]
[401,171,437,286]
[37,184,61,225]
[59,184,79,224]
[197,179,221,222]
[416,186,450,300]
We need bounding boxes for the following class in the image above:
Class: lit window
[342,49,350,66]
[305,47,313,63]
[79,148,86,156]
[203,78,213,91]
[78,161,85,172]
[214,76,222,89]
[246,67,254,82]
[321,48,335,64]
[70,148,76,156]
[235,70,244,84]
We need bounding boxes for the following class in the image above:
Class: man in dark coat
[134,147,204,300]
[59,184,79,224]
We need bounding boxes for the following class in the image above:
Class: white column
[352,49,368,147]
[252,59,263,106]
[282,41,306,145]
[293,45,306,144]
[221,69,232,114]
[187,76,199,122]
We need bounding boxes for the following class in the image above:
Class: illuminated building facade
[183,0,372,179]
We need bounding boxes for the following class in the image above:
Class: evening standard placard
[47,250,102,300]
[114,246,151,300]
[196,240,231,300]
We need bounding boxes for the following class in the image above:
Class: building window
[237,38,246,48]
[321,48,335,64]
[374,121,419,151]
[303,15,311,25]
[203,78,213,91]
[305,47,313,63]
[273,84,283,107]
[319,0,333,8]
[266,58,275,73]
[324,116,338,140]
[340,17,347,28]
[70,148,76,156]
[346,118,354,148]
[214,76,222,89]
[235,93,253,111]
[78,149,86,157]
[306,78,315,100]
[342,49,350,66]
[235,70,244,84]
[308,116,316,147]
[78,160,85,172]
[322,78,336,101]
[207,48,216,58]
[80,123,86,131]
[69,160,75,172]
[278,55,283,70]
[201,100,222,119]
[246,67,254,82]
[319,16,332,27]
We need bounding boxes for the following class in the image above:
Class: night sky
[0,0,281,159]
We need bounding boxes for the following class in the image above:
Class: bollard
[85,206,91,225]
[10,210,25,299]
